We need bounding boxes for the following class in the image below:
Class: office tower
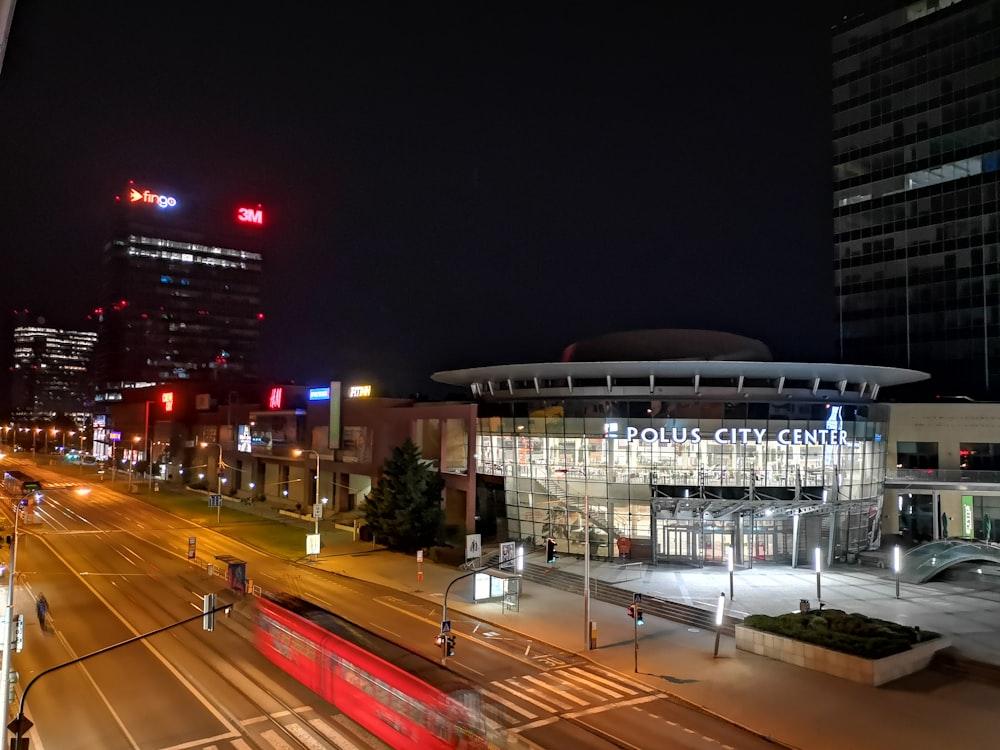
[10,309,98,424]
[833,0,1000,397]
[92,181,265,392]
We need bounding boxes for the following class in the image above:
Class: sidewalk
[308,538,1000,750]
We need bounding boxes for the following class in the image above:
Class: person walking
[36,593,49,630]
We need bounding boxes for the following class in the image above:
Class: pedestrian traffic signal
[546,538,557,563]
[627,604,644,626]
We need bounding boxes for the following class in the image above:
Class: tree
[364,438,444,553]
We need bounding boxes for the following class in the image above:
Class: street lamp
[2,487,39,717]
[815,546,823,602]
[128,436,141,489]
[893,544,902,599]
[294,449,323,542]
[200,442,224,523]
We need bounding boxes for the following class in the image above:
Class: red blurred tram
[254,592,490,750]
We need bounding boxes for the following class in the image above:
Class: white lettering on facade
[619,427,849,447]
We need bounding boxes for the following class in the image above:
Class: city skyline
[3,4,849,395]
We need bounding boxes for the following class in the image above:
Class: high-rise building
[10,309,98,424]
[833,0,1000,397]
[92,181,266,393]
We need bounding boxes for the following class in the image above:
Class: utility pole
[9,600,232,748]
[2,486,39,719]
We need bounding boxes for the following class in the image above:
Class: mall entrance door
[655,520,702,566]
[702,523,735,564]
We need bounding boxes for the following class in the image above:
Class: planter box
[735,624,951,686]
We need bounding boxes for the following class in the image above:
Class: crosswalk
[480,663,657,727]
[176,713,390,750]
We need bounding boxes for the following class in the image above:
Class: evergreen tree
[364,438,444,553]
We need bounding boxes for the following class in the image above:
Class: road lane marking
[309,718,365,750]
[285,722,339,750]
[556,669,626,698]
[564,694,659,719]
[489,680,559,712]
[507,676,574,710]
[479,688,538,719]
[566,666,641,695]
[37,537,241,739]
[523,674,589,706]
[261,729,295,749]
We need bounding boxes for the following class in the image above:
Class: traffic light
[627,604,644,626]
[435,633,445,648]
[546,538,557,563]
[446,635,456,657]
[203,593,216,631]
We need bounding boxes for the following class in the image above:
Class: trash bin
[799,599,810,613]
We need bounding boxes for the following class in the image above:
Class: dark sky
[0,2,845,396]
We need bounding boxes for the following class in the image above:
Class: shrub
[743,609,939,659]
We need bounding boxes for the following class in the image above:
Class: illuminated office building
[833,0,1000,396]
[92,181,265,392]
[10,309,97,424]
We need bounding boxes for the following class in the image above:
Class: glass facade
[833,0,1000,397]
[477,398,890,566]
[11,315,98,424]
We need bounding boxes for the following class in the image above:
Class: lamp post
[294,449,323,541]
[143,400,155,491]
[727,545,735,600]
[893,544,901,599]
[128,436,140,490]
[201,442,224,523]
[815,546,822,602]
[2,488,36,717]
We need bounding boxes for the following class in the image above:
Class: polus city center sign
[605,424,851,447]
[129,186,178,208]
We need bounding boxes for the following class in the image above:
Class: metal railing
[886,468,1000,485]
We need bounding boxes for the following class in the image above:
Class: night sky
[0,3,849,396]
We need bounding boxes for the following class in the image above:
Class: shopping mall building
[434,330,929,567]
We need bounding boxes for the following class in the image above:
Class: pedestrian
[617,536,632,561]
[36,593,49,629]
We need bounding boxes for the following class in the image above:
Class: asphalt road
[6,470,784,750]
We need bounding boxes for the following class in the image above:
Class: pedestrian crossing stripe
[481,664,657,726]
[521,674,590,706]
[489,679,560,713]
[565,666,641,695]
[480,688,538,720]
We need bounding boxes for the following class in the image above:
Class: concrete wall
[735,624,950,686]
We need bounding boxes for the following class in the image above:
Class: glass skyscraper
[11,310,97,424]
[833,0,1000,396]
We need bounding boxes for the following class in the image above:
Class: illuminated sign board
[129,187,177,208]
[237,206,264,225]
[161,391,174,412]
[308,387,331,401]
[604,423,850,447]
[347,385,372,398]
[268,387,283,410]
[109,431,122,442]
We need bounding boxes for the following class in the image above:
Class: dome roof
[561,329,772,363]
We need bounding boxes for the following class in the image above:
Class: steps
[522,562,738,636]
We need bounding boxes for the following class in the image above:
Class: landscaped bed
[742,608,939,659]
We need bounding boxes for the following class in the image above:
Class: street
[4,471,784,750]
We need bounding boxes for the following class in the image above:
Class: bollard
[589,621,598,649]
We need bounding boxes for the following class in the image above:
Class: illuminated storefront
[435,333,927,567]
